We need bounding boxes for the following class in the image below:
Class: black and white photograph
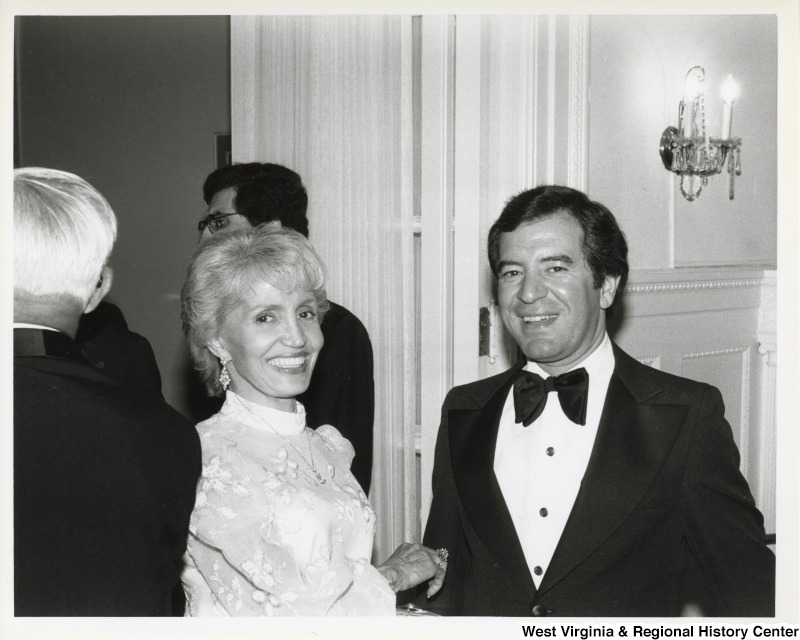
[3,0,798,637]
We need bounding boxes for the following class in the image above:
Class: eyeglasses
[198,212,242,234]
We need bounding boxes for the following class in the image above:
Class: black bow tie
[513,368,589,426]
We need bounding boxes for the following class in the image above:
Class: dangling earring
[219,356,231,392]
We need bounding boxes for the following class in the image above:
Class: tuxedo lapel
[448,362,535,592]
[537,347,690,596]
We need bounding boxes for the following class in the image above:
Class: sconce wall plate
[659,126,679,170]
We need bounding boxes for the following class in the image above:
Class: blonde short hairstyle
[181,225,329,396]
[14,167,117,306]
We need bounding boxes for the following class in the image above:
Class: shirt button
[533,566,543,576]
[539,508,548,517]
[546,447,555,456]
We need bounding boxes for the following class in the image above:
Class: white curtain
[230,16,416,560]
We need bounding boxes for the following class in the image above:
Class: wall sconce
[659,67,741,202]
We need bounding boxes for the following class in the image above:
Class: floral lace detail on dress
[182,392,395,616]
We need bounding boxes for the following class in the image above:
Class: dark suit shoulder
[76,300,128,341]
[14,351,200,616]
[443,364,521,409]
[299,299,374,492]
[322,300,370,338]
[612,342,715,404]
[315,300,372,362]
[75,303,164,397]
[15,353,195,447]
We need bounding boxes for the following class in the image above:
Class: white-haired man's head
[14,167,117,331]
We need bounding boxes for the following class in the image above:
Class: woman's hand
[375,542,447,597]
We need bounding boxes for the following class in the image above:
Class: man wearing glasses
[197,162,376,495]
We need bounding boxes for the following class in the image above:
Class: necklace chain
[238,399,326,485]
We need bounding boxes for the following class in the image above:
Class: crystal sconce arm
[660,67,742,201]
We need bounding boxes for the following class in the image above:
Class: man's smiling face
[497,210,620,376]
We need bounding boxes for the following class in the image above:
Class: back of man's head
[202,162,310,237]
[14,168,117,316]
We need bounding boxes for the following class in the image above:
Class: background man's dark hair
[488,185,629,316]
[202,162,310,237]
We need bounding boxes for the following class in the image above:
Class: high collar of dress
[222,390,307,435]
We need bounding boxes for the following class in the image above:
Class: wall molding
[739,346,753,474]
[755,269,776,534]
[521,16,537,183]
[757,270,777,366]
[617,267,769,320]
[567,15,589,191]
[636,355,662,369]
[682,346,750,360]
[625,279,763,295]
[545,17,556,184]
[419,15,456,535]
[624,266,771,296]
[681,345,753,476]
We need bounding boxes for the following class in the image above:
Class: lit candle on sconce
[721,75,737,139]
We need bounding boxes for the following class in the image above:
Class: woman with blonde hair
[180,225,445,616]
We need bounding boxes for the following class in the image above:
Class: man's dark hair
[488,185,629,315]
[202,162,310,237]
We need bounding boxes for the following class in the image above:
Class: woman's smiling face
[210,279,324,411]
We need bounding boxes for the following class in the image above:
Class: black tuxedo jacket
[76,301,164,399]
[14,328,201,616]
[298,301,375,493]
[420,343,774,617]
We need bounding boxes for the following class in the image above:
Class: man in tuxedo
[421,185,774,617]
[197,162,375,493]
[13,167,201,616]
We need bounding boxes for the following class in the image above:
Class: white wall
[588,15,777,270]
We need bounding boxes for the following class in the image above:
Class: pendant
[312,469,326,484]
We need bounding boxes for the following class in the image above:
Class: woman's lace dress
[182,391,395,616]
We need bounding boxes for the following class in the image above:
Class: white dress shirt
[494,333,615,588]
[13,323,59,331]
